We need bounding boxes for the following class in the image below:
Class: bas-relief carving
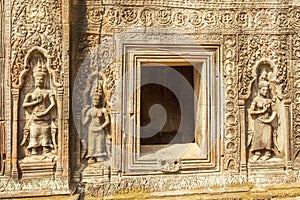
[238,35,289,99]
[21,52,57,159]
[0,2,299,197]
[248,80,279,161]
[76,5,300,35]
[79,78,112,184]
[5,0,67,182]
[75,7,292,173]
[101,0,290,6]
[244,61,289,167]
[72,35,116,146]
[82,80,110,165]
[237,34,291,168]
[74,7,294,178]
[1,0,68,195]
[15,48,58,179]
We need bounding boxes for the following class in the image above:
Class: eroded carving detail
[238,35,288,98]
[21,51,57,158]
[293,59,300,164]
[77,6,300,34]
[140,8,154,26]
[82,80,110,165]
[11,0,63,88]
[74,36,116,113]
[88,7,105,25]
[121,8,138,24]
[248,80,279,161]
[223,35,239,171]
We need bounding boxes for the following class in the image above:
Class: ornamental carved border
[73,5,300,33]
[223,35,239,171]
[74,5,300,61]
[292,34,300,165]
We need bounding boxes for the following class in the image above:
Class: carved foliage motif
[74,35,116,112]
[293,34,300,162]
[238,35,289,99]
[11,0,63,88]
[293,34,300,59]
[290,8,300,28]
[101,0,289,6]
[73,6,300,33]
[88,7,104,24]
[78,34,100,61]
[223,35,239,171]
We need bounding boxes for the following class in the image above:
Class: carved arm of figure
[82,106,91,126]
[35,94,56,118]
[250,100,276,124]
[249,101,269,116]
[259,112,277,124]
[101,108,111,140]
[100,108,110,130]
[23,94,42,109]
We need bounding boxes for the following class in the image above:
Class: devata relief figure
[82,81,110,164]
[21,57,57,156]
[248,80,278,161]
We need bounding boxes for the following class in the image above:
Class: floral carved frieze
[74,5,300,33]
[73,35,116,112]
[11,0,63,88]
[97,0,292,8]
[238,35,289,99]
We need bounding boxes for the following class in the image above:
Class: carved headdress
[258,80,270,89]
[91,79,103,99]
[32,56,47,78]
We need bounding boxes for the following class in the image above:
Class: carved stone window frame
[118,42,223,174]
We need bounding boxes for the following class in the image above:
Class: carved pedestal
[248,159,285,173]
[19,156,56,179]
[82,162,110,183]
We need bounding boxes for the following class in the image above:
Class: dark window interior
[140,66,195,145]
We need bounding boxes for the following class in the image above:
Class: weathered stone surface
[0,0,300,198]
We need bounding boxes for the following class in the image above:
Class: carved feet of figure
[251,150,272,162]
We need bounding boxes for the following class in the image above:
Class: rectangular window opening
[140,65,205,160]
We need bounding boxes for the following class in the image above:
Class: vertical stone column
[56,87,64,176]
[238,100,247,173]
[11,88,19,179]
[283,99,292,170]
[3,0,11,177]
[110,109,121,176]
[61,0,70,178]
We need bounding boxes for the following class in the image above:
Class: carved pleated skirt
[251,119,273,152]
[87,129,107,158]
